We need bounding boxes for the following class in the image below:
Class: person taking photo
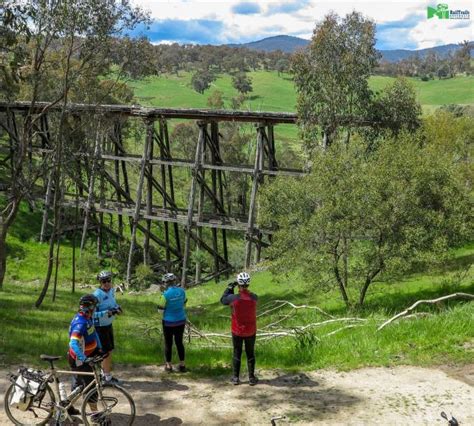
[221,272,258,386]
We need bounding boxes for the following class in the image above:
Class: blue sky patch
[376,13,424,49]
[266,0,310,15]
[128,19,226,44]
[232,2,261,15]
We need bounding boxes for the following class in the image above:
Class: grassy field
[131,71,474,113]
[2,204,473,375]
[130,71,474,150]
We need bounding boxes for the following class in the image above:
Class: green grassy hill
[131,71,474,113]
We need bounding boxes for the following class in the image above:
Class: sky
[130,0,473,50]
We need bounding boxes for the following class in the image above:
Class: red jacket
[221,287,258,337]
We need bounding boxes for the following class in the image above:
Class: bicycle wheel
[4,382,55,425]
[81,383,135,425]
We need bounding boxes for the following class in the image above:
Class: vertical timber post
[254,126,266,265]
[97,152,105,258]
[214,129,229,275]
[181,121,205,287]
[80,126,101,252]
[143,123,154,265]
[126,119,152,285]
[112,122,124,237]
[158,119,171,269]
[245,123,264,269]
[195,125,207,284]
[163,120,182,257]
[210,122,220,278]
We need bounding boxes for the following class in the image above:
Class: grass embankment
[2,205,473,375]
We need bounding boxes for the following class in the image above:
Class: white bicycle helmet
[162,272,177,284]
[236,272,250,287]
[97,270,112,282]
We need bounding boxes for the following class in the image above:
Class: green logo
[427,3,470,19]
[427,3,450,19]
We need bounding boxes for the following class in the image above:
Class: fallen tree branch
[258,300,334,319]
[323,324,363,338]
[377,292,474,331]
[186,317,367,345]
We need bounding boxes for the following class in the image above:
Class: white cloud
[132,0,473,48]
[411,19,473,48]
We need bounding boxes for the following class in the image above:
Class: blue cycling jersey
[93,287,119,327]
[160,286,187,326]
[69,313,101,362]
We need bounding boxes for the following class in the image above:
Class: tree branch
[377,292,474,331]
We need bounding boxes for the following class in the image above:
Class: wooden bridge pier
[0,102,304,287]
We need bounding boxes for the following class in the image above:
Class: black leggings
[162,322,185,363]
[232,334,256,378]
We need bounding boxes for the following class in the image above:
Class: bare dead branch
[258,299,334,319]
[323,324,363,337]
[377,292,474,331]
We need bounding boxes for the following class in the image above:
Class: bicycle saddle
[40,354,62,361]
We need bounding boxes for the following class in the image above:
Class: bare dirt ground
[0,364,473,425]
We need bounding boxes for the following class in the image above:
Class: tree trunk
[334,263,351,307]
[0,231,7,290]
[358,267,382,307]
[35,225,57,307]
[36,139,64,307]
[0,200,20,290]
[333,244,351,307]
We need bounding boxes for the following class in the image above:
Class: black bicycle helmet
[79,294,98,309]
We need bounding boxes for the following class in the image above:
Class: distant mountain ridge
[228,35,309,54]
[228,35,469,62]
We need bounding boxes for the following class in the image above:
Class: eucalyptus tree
[0,0,148,298]
[260,130,472,308]
[292,11,379,150]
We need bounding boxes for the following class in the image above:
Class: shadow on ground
[129,378,189,393]
[134,414,182,425]
[248,372,360,422]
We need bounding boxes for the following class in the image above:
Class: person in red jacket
[221,271,258,386]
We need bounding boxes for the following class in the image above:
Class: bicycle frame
[43,362,103,417]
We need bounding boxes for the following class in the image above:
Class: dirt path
[1,364,473,425]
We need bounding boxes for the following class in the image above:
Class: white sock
[104,373,112,380]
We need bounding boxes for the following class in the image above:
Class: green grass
[131,72,474,114]
[2,228,473,375]
[130,72,474,151]
[370,75,474,113]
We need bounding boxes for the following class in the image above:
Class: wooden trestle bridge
[0,102,305,286]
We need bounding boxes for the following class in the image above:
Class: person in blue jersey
[68,294,102,413]
[157,272,187,372]
[93,270,122,384]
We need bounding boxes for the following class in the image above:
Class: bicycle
[4,353,135,425]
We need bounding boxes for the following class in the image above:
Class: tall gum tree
[0,0,148,298]
[292,11,378,151]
